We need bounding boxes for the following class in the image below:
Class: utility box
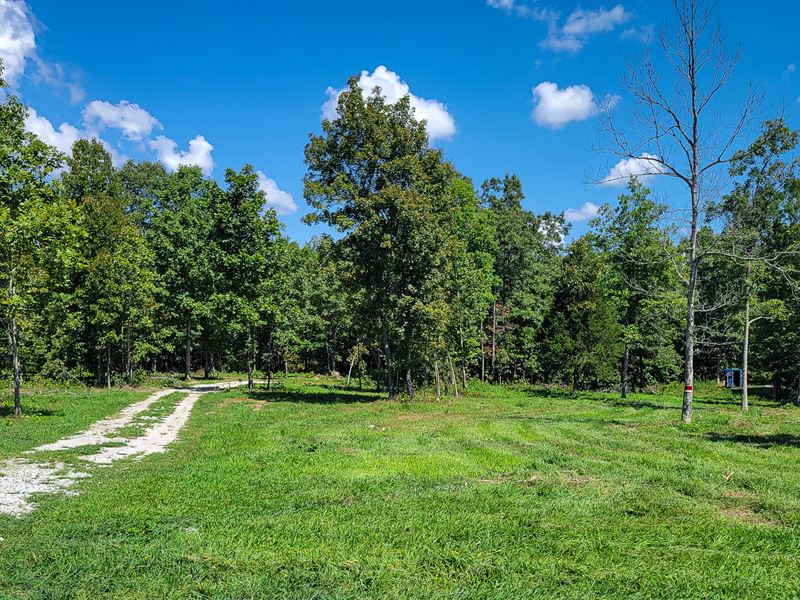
[723,368,743,389]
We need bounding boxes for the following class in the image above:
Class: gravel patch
[1,381,261,516]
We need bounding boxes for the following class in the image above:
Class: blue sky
[6,0,800,242]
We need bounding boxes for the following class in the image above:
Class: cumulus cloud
[83,100,162,141]
[24,106,129,165]
[601,153,663,186]
[0,0,35,86]
[23,107,80,153]
[0,0,84,100]
[256,170,297,216]
[323,65,456,141]
[531,81,619,128]
[149,135,214,175]
[487,1,630,53]
[564,201,600,222]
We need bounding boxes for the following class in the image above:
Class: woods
[2,2,800,424]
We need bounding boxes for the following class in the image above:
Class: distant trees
[6,37,800,423]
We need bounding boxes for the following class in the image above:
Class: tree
[540,237,621,395]
[602,0,759,421]
[304,77,458,397]
[209,165,280,389]
[481,174,565,382]
[147,166,218,380]
[0,74,78,414]
[592,178,682,397]
[717,119,800,409]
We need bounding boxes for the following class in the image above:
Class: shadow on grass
[706,432,800,448]
[0,404,61,417]
[242,386,382,405]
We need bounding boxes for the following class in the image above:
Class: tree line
[3,1,799,421]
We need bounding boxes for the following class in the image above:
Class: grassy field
[2,376,800,598]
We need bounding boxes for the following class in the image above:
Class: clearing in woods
[0,376,799,598]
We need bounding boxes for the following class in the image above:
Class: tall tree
[602,0,759,421]
[0,74,78,414]
[304,77,457,397]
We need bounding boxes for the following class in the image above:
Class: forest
[2,1,799,425]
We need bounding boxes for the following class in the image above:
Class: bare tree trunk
[346,347,358,388]
[742,293,750,411]
[382,320,394,398]
[435,361,441,401]
[480,318,485,382]
[405,367,414,398]
[491,302,497,382]
[106,344,112,389]
[447,352,459,398]
[8,269,22,416]
[460,334,468,391]
[682,194,699,423]
[620,345,629,399]
[247,325,254,391]
[184,319,192,381]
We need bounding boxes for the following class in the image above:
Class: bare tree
[601,0,759,422]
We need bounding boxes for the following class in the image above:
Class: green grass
[1,376,800,598]
[0,386,150,460]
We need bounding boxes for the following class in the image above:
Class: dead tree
[600,0,759,422]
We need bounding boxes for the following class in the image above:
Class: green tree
[540,237,622,395]
[0,76,78,414]
[304,76,458,397]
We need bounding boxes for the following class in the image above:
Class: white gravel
[0,381,261,517]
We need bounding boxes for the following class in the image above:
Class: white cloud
[323,65,456,141]
[621,25,654,43]
[0,1,85,101]
[24,106,129,165]
[487,1,630,53]
[564,201,600,222]
[149,135,214,175]
[544,5,630,52]
[531,81,619,128]
[24,107,80,153]
[0,0,35,86]
[786,63,797,75]
[601,153,662,186]
[256,170,297,216]
[83,100,162,141]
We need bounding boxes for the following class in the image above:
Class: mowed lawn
[2,377,800,599]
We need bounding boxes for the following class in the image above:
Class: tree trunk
[125,330,132,385]
[741,293,750,412]
[435,361,441,401]
[460,334,468,391]
[247,325,254,391]
[480,318,485,382]
[106,344,112,389]
[8,269,22,416]
[184,318,192,381]
[346,347,358,388]
[382,320,394,398]
[491,302,497,382]
[405,367,414,398]
[447,352,459,398]
[682,183,699,423]
[620,345,629,399]
[572,368,579,398]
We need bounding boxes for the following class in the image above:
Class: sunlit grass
[1,376,799,598]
